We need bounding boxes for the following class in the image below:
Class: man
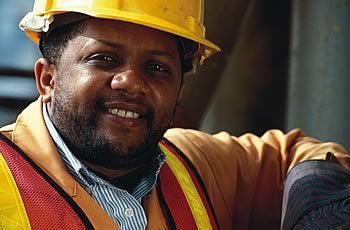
[0,0,349,229]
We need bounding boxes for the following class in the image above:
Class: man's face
[47,19,182,169]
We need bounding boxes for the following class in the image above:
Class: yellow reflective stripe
[159,144,212,230]
[0,153,31,230]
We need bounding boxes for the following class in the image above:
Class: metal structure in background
[200,0,290,135]
[0,1,39,126]
[0,68,37,125]
[287,0,350,150]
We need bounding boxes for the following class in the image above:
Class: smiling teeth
[108,109,140,119]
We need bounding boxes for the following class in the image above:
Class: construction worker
[0,0,349,229]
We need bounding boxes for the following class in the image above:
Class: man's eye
[101,56,113,61]
[91,55,115,62]
[145,63,169,73]
[86,54,120,67]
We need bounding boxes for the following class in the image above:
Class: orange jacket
[1,97,349,229]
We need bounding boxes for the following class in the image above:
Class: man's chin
[82,150,154,169]
[74,135,160,169]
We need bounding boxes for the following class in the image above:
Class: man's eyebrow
[97,39,176,61]
[96,39,123,49]
[147,50,176,61]
[96,39,176,60]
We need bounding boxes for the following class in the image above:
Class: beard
[49,81,173,169]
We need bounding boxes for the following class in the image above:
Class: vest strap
[0,133,93,230]
[159,139,219,229]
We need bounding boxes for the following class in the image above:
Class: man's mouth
[107,108,140,119]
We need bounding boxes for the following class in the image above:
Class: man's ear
[34,58,56,103]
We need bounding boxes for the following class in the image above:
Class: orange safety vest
[0,133,218,229]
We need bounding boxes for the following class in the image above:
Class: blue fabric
[281,160,350,230]
[43,103,165,229]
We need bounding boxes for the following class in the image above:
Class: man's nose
[111,67,147,94]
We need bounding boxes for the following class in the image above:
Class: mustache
[95,91,155,120]
[97,91,147,108]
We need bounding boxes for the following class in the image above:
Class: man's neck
[82,159,150,193]
[81,160,143,179]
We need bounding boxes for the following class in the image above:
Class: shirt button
[124,208,134,217]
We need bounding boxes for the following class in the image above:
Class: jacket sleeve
[281,160,350,229]
[164,128,350,229]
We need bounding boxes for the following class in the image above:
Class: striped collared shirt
[42,103,165,229]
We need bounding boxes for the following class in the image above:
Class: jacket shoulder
[0,123,15,141]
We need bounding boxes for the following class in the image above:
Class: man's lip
[103,102,148,117]
[101,110,147,128]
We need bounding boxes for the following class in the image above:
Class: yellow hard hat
[19,0,221,64]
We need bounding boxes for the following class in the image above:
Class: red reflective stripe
[160,140,219,229]
[159,163,198,229]
[0,136,92,229]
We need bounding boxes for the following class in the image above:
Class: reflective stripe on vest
[0,153,31,229]
[159,139,219,230]
[0,132,218,229]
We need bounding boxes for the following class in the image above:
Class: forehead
[74,18,180,54]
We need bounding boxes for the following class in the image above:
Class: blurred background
[0,0,349,150]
